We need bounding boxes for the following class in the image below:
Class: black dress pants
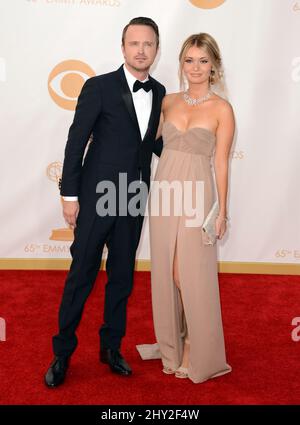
[52,204,144,357]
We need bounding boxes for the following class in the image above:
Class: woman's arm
[214,101,235,238]
[153,112,164,157]
[155,112,164,140]
[153,96,167,157]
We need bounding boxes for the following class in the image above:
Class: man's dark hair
[122,17,159,47]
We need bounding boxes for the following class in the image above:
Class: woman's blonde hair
[179,33,225,92]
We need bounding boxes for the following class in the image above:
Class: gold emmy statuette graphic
[46,162,74,241]
[189,0,226,9]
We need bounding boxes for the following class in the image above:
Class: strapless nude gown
[138,121,231,384]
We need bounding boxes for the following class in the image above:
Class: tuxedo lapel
[117,66,142,140]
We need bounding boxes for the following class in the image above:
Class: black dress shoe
[100,349,132,376]
[44,356,70,388]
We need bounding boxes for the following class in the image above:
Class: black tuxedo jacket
[60,65,166,203]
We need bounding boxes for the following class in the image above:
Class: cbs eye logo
[189,0,226,9]
[48,60,96,110]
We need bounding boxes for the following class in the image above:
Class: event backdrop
[0,0,299,270]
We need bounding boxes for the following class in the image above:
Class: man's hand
[62,200,80,229]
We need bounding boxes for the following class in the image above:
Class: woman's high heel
[175,366,188,378]
[162,366,176,375]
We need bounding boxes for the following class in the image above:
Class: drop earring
[209,68,215,85]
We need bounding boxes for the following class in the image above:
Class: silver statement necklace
[183,90,213,106]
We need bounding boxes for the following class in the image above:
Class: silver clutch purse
[201,200,219,245]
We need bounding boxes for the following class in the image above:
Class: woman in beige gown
[139,33,234,384]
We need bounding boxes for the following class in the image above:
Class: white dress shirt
[63,64,152,201]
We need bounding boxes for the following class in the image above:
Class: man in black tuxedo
[45,17,165,387]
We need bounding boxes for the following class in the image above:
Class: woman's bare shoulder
[212,94,234,113]
[212,95,235,131]
[162,92,182,110]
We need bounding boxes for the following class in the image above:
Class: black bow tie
[133,79,152,93]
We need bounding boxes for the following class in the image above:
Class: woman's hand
[215,215,228,240]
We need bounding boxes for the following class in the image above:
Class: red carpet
[0,270,300,405]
